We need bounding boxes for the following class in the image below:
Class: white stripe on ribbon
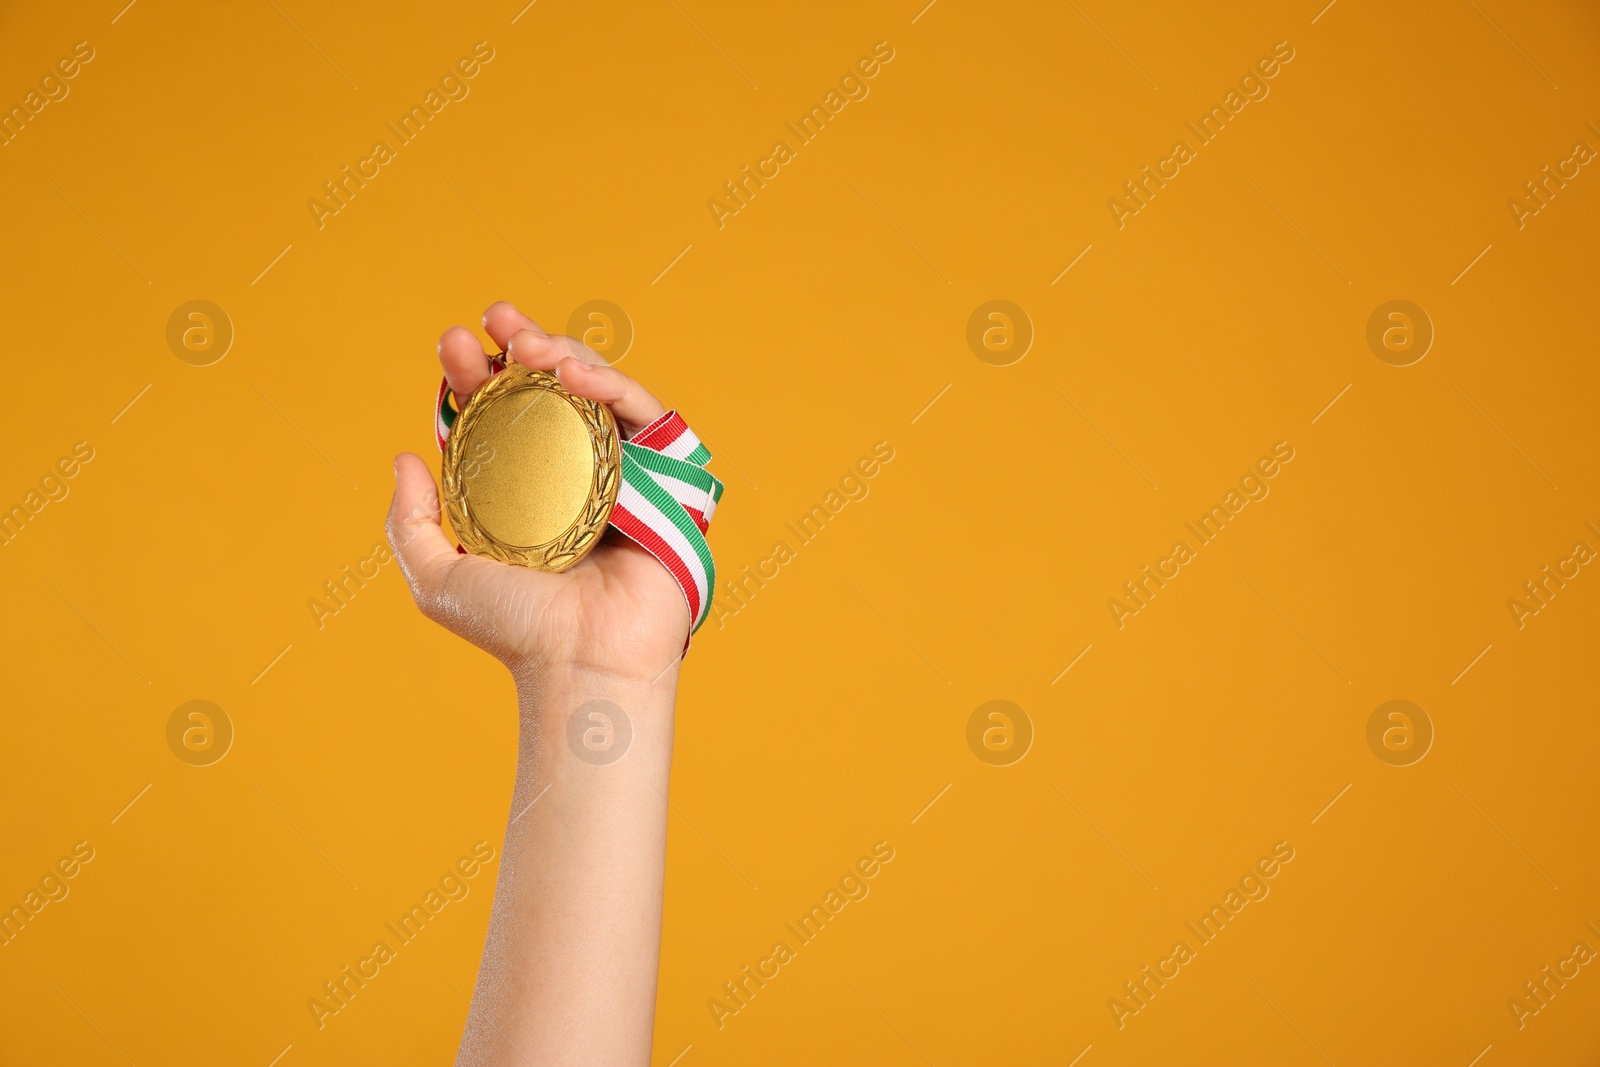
[616,478,710,619]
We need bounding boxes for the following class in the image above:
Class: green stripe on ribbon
[624,441,720,494]
[621,444,717,617]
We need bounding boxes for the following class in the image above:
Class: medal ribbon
[434,364,724,635]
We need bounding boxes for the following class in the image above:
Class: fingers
[506,327,588,370]
[440,302,546,409]
[556,356,667,431]
[506,328,666,431]
[483,300,544,351]
[439,326,491,411]
[387,453,461,620]
[462,301,669,433]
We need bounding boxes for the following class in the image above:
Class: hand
[387,300,688,686]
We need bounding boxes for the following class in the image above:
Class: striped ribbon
[435,362,723,634]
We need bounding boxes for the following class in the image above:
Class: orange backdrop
[2,1,1598,1064]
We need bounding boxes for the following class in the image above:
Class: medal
[432,355,727,637]
[440,359,620,571]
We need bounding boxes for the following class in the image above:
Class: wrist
[512,662,678,760]
[507,628,686,694]
[512,655,680,703]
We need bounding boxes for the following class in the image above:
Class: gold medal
[441,362,620,571]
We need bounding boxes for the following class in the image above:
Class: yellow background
[3,0,1599,1063]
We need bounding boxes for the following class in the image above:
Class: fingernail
[393,456,400,481]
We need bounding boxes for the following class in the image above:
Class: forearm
[456,667,679,1066]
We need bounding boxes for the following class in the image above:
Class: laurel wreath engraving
[441,365,620,572]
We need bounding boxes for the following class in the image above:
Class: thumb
[387,452,460,613]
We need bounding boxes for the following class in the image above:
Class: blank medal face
[444,365,619,571]
[464,386,595,547]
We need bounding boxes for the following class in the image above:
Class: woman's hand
[387,300,688,686]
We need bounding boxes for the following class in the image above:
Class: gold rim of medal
[441,361,620,571]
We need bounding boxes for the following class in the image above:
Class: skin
[387,300,687,1066]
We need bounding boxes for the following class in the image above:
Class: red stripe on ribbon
[609,503,702,624]
[631,411,688,449]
